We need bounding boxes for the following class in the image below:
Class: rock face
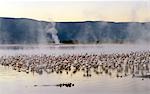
[0,17,150,44]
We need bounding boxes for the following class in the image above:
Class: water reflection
[34,83,74,88]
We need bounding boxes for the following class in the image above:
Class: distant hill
[0,17,150,44]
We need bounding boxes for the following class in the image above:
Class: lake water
[0,44,150,94]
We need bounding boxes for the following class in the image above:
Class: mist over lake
[1,0,150,94]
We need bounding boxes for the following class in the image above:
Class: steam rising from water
[37,22,48,45]
[127,22,150,44]
[0,17,150,44]
[0,18,61,44]
[46,22,60,44]
[127,1,150,44]
[0,19,9,44]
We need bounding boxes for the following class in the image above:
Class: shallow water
[0,66,150,94]
[0,44,150,94]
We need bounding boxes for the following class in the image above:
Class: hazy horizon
[0,0,150,22]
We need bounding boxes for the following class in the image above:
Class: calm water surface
[0,66,150,94]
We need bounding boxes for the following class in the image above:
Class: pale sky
[0,0,150,22]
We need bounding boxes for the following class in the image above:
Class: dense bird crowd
[0,51,150,78]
